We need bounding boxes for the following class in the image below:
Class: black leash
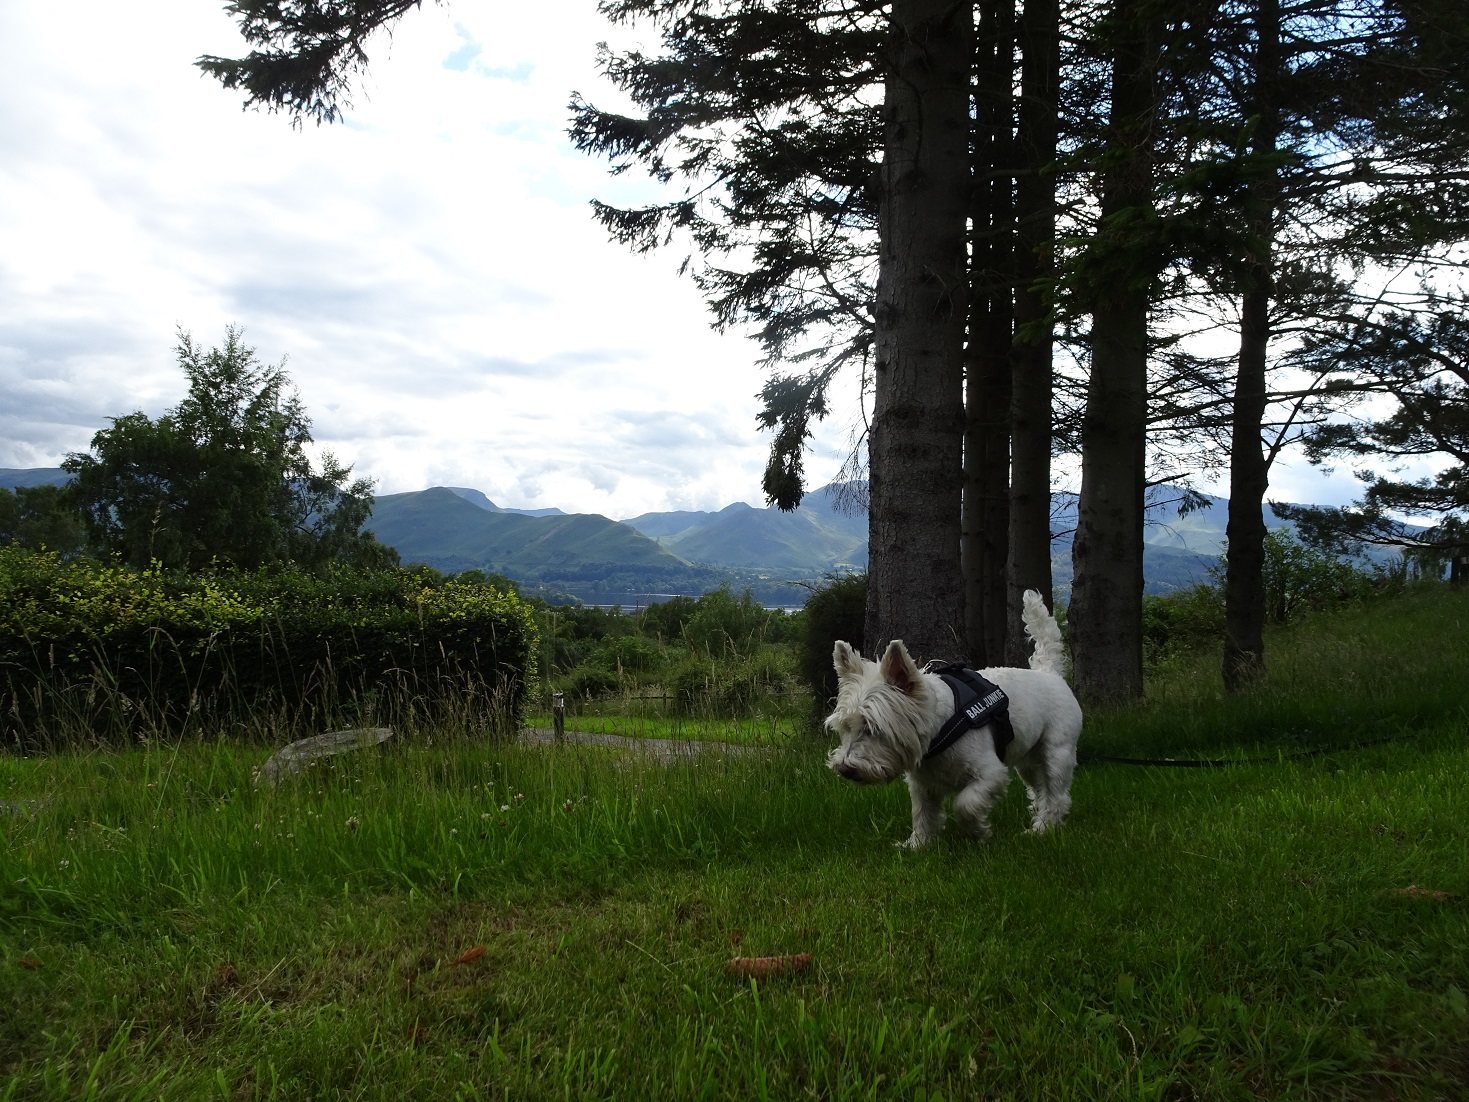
[1078,734,1401,769]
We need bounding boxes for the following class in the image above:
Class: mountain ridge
[1,466,1378,603]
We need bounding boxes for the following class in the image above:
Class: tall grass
[3,637,524,755]
[1088,583,1469,759]
[2,585,1466,1100]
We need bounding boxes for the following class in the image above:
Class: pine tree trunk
[1222,0,1281,692]
[865,0,974,663]
[1223,284,1271,689]
[1071,303,1148,702]
[1006,0,1061,660]
[965,0,1015,668]
[1070,0,1156,704]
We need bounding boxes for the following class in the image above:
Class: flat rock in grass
[255,727,394,788]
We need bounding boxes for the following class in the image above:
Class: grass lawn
[2,588,1467,1100]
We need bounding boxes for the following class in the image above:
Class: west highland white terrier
[825,590,1082,847]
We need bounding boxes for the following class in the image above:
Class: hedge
[0,548,538,748]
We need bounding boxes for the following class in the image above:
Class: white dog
[825,590,1082,847]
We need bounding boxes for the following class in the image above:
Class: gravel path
[519,727,768,761]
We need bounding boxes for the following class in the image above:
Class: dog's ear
[832,640,864,679]
[878,640,922,696]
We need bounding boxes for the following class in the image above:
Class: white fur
[825,590,1082,846]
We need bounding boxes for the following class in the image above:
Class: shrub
[682,587,775,656]
[667,655,719,715]
[0,548,538,748]
[637,595,697,642]
[1204,530,1403,626]
[719,650,794,713]
[1142,584,1226,660]
[796,573,867,718]
[558,665,621,702]
[590,635,665,677]
[1259,529,1397,621]
[662,649,793,716]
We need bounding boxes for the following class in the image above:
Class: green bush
[682,587,776,656]
[558,665,621,702]
[0,548,538,748]
[667,655,719,715]
[1142,584,1226,660]
[590,635,665,677]
[718,650,794,713]
[1141,532,1410,664]
[1255,529,1399,621]
[637,595,697,642]
[796,573,867,717]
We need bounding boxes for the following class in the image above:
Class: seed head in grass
[825,590,1082,847]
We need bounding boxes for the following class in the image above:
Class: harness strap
[926,667,1015,762]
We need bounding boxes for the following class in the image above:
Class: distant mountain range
[0,467,70,489]
[1,466,1340,604]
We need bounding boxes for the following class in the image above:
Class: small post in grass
[553,691,565,743]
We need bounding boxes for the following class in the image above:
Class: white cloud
[0,0,851,516]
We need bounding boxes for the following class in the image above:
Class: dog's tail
[1022,589,1069,678]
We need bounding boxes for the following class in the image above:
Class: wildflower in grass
[500,804,509,812]
[514,793,524,802]
[563,799,574,813]
[59,859,69,870]
[346,816,359,832]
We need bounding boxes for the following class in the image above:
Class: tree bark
[1006,0,1061,661]
[1223,286,1271,689]
[1070,0,1157,704]
[965,0,1015,668]
[1222,0,1281,692]
[866,0,974,663]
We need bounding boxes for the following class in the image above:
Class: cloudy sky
[0,0,1370,518]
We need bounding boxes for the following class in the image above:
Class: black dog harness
[924,666,1015,762]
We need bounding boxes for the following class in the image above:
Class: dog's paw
[896,833,933,850]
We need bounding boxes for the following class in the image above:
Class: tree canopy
[0,484,87,557]
[63,327,397,572]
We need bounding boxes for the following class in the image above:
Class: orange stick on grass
[724,953,812,979]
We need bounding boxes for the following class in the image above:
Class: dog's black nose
[835,761,861,781]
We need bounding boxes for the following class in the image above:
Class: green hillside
[655,502,867,572]
[619,508,716,540]
[625,485,868,573]
[367,488,685,574]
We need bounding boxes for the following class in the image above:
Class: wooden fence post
[552,691,565,743]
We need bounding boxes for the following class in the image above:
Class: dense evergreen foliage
[1277,291,1469,572]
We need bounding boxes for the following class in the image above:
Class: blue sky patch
[442,24,482,71]
[478,61,534,83]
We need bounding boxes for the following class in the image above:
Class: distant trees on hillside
[0,484,87,556]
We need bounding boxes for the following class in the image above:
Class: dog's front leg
[951,768,1011,841]
[900,772,944,848]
